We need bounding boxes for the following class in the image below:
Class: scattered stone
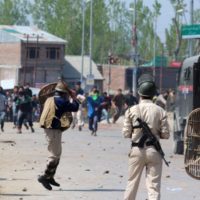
[85,169,91,172]
[0,140,16,144]
[68,177,71,180]
[166,175,171,178]
[87,143,91,146]
[119,175,123,178]
[103,170,109,174]
[22,187,27,192]
[102,148,106,151]
[19,198,23,200]
[32,167,34,170]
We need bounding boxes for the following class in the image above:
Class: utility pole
[160,43,164,93]
[132,0,138,94]
[189,0,194,56]
[153,15,157,80]
[81,0,85,84]
[89,0,93,76]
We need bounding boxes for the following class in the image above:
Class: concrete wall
[0,43,21,65]
[100,64,127,94]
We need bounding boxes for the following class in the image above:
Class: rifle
[136,118,170,167]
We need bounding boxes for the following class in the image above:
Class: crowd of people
[0,79,175,136]
[70,82,140,136]
[0,83,40,134]
[70,82,176,137]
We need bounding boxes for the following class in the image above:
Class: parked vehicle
[173,55,200,154]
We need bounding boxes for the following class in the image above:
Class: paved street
[0,117,199,200]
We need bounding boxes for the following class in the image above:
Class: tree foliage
[1,0,198,64]
[0,0,29,25]
[165,0,188,61]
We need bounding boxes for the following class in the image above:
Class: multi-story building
[0,25,66,89]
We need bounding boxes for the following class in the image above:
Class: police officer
[122,78,170,200]
[38,81,80,190]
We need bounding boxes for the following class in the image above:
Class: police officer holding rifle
[122,74,170,200]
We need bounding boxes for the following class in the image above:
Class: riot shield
[184,108,200,180]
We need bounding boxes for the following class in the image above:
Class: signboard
[86,74,94,85]
[181,24,200,39]
[1,79,15,89]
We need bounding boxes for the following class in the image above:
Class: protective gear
[39,97,72,131]
[138,73,154,86]
[55,81,69,93]
[138,81,156,97]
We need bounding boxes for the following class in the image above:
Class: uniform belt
[131,141,154,147]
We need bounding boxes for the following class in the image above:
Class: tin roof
[0,25,66,44]
[64,55,104,80]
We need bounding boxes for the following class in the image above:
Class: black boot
[24,123,29,130]
[49,178,60,187]
[1,122,4,132]
[38,175,52,190]
[31,127,35,133]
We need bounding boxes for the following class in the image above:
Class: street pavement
[0,116,199,200]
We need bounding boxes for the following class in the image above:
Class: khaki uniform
[122,99,170,200]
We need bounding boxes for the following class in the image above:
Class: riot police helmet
[138,74,156,97]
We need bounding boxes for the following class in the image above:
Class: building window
[27,47,39,59]
[46,48,60,59]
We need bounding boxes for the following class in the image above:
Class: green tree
[31,0,82,54]
[31,0,112,63]
[106,0,131,63]
[0,0,29,25]
[84,0,111,63]
[193,9,200,54]
[128,0,161,63]
[166,0,188,61]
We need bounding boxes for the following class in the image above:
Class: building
[63,55,104,91]
[0,25,66,89]
[99,64,128,94]
[100,64,180,94]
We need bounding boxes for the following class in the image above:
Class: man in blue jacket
[87,89,102,136]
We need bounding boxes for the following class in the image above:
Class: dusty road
[0,118,199,200]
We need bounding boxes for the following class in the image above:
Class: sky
[125,0,200,43]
